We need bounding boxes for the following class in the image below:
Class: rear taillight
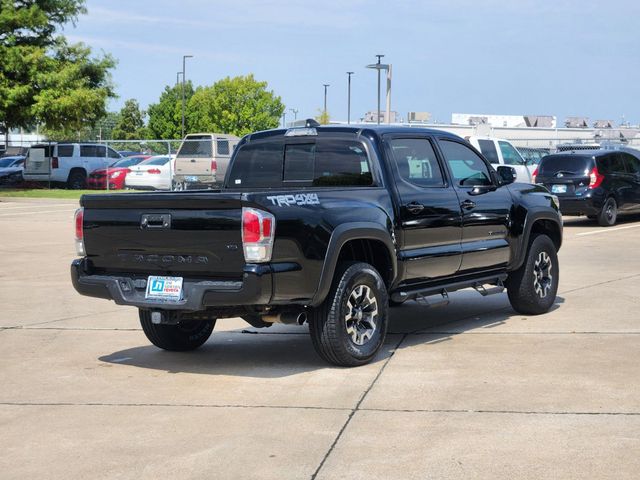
[242,207,275,263]
[589,166,604,189]
[147,168,161,174]
[532,168,538,184]
[74,208,85,256]
[211,160,217,173]
[52,157,59,169]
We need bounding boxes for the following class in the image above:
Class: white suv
[23,143,122,189]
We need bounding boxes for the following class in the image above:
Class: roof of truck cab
[246,124,464,142]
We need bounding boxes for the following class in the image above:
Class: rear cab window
[177,135,213,157]
[226,136,373,189]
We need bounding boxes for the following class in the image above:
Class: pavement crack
[310,333,408,480]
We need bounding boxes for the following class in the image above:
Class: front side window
[439,139,493,187]
[107,148,120,159]
[389,138,444,187]
[498,141,525,166]
[478,139,499,164]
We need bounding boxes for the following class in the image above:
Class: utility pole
[181,55,193,138]
[323,84,330,122]
[346,72,354,124]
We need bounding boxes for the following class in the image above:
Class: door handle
[406,202,425,214]
[461,199,476,210]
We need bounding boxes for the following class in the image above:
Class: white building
[452,113,557,128]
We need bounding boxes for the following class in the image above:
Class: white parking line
[0,208,76,217]
[576,224,640,236]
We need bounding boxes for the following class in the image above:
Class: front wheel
[597,197,617,226]
[308,262,389,367]
[506,234,559,315]
[139,310,215,351]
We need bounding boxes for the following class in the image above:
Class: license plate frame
[551,184,567,194]
[145,276,183,301]
[185,175,199,183]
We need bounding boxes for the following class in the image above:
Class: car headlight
[109,171,123,179]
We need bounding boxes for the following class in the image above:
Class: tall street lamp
[323,84,330,121]
[176,71,182,87]
[366,55,392,124]
[346,72,354,124]
[181,55,193,138]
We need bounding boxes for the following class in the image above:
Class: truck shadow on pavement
[98,290,564,377]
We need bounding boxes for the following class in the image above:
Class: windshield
[0,158,18,168]
[177,135,213,158]
[539,155,594,176]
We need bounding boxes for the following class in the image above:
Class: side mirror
[496,166,517,185]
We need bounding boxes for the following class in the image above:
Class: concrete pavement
[1,198,639,479]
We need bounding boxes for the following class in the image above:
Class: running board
[391,274,508,304]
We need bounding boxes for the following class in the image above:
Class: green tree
[147,81,194,139]
[112,99,145,140]
[316,109,330,125]
[187,74,284,137]
[0,1,115,143]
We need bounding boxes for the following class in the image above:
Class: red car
[87,155,151,189]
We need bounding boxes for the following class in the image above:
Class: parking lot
[1,197,639,479]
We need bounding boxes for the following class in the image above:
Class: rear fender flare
[310,222,396,307]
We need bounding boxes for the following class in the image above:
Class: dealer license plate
[145,276,183,301]
[551,184,567,194]
[185,176,199,182]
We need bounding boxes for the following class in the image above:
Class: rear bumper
[70,259,273,310]
[557,196,600,216]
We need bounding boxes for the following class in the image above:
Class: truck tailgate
[81,192,245,278]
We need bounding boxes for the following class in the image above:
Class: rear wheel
[139,310,215,351]
[309,262,388,367]
[597,197,617,226]
[67,170,86,189]
[506,234,559,315]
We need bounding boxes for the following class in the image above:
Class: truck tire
[67,170,86,190]
[506,234,559,315]
[139,310,215,351]
[309,262,389,367]
[597,197,617,226]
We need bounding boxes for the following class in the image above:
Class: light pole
[181,55,193,138]
[323,84,330,121]
[176,71,182,87]
[366,55,392,124]
[346,72,354,124]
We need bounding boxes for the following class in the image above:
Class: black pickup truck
[71,124,563,366]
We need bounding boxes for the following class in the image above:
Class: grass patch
[0,189,141,199]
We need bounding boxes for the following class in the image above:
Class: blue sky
[67,0,640,125]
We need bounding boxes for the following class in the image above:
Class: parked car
[87,155,151,190]
[72,123,562,367]
[1,146,29,158]
[0,156,26,184]
[23,143,122,189]
[173,133,240,189]
[533,150,640,226]
[517,147,550,167]
[124,155,173,190]
[465,136,533,182]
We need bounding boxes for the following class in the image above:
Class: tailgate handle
[141,214,171,229]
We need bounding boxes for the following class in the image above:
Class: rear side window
[227,142,284,188]
[389,138,444,187]
[498,141,524,166]
[599,154,625,174]
[623,153,640,174]
[477,139,499,164]
[539,155,593,176]
[80,145,106,157]
[313,141,372,187]
[57,145,74,157]
[178,135,213,157]
[216,139,230,155]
